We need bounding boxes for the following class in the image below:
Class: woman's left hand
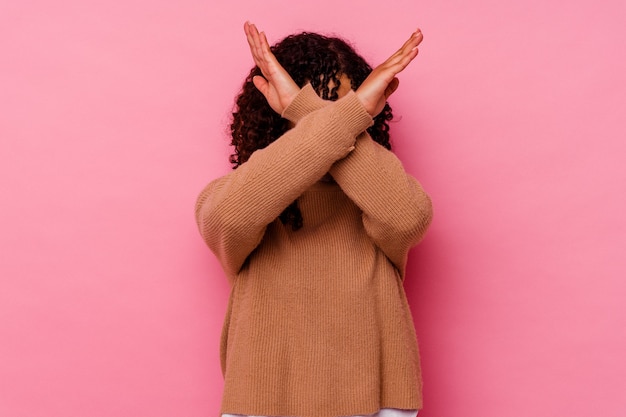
[356,29,424,117]
[244,21,300,115]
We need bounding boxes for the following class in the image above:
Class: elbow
[197,202,265,276]
[412,192,434,243]
[399,191,433,246]
[405,178,434,244]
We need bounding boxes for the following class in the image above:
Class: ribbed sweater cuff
[281,84,327,123]
[282,85,373,138]
[326,90,374,138]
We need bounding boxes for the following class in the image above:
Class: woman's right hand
[244,21,300,115]
[356,29,424,117]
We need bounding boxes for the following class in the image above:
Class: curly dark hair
[230,32,394,230]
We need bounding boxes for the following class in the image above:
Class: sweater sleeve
[329,134,433,279]
[195,87,373,281]
[282,85,433,278]
[281,83,328,124]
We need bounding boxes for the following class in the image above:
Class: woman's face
[334,73,353,98]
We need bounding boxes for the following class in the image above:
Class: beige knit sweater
[195,84,433,417]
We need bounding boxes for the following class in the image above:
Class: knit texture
[195,85,433,417]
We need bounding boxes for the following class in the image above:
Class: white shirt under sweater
[223,408,418,417]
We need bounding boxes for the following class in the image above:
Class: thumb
[384,77,400,99]
[252,75,270,96]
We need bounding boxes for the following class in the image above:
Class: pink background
[1,0,625,416]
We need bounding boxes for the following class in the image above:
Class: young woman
[195,21,433,417]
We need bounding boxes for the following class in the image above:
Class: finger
[245,22,263,62]
[259,30,284,80]
[259,31,273,62]
[244,21,259,56]
[255,29,279,80]
[244,21,254,55]
[397,41,420,68]
[384,77,400,99]
[244,22,263,67]
[387,29,423,64]
[249,23,266,66]
[409,29,423,48]
[247,23,275,78]
[402,29,423,53]
[383,30,422,73]
[403,32,423,59]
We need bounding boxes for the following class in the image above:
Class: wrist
[281,84,327,123]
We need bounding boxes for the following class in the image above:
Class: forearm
[282,83,433,273]
[329,134,433,276]
[281,84,328,123]
[195,87,373,277]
